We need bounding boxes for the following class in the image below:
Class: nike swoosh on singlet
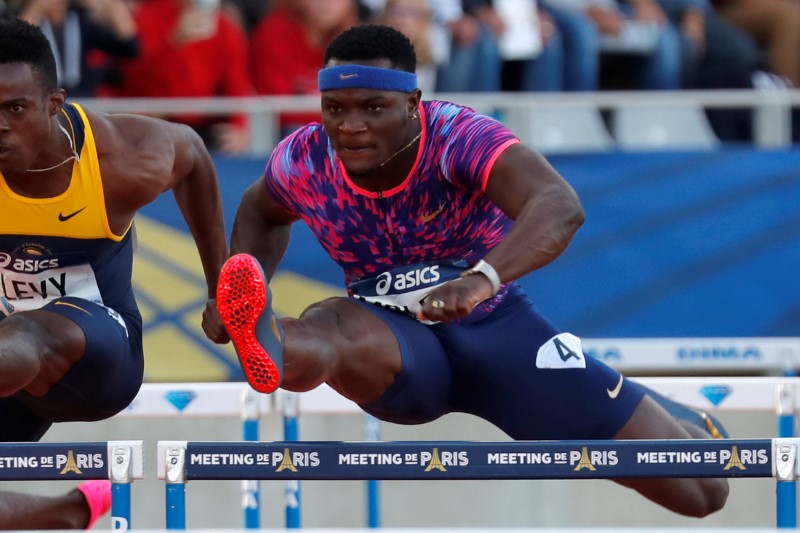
[58,206,88,222]
[607,375,624,399]
[420,205,444,223]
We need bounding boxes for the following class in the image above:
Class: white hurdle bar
[583,337,800,374]
[0,441,144,531]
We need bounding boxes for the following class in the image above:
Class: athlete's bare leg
[613,396,729,517]
[0,312,85,397]
[0,488,90,529]
[280,298,402,404]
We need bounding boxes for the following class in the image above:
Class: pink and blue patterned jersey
[264,100,519,307]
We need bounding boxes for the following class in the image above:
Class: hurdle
[271,375,800,528]
[157,437,790,530]
[120,336,800,528]
[0,441,143,531]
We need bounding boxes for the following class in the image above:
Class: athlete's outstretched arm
[420,143,585,322]
[89,111,229,340]
[204,178,299,344]
[229,178,298,279]
[162,121,230,298]
[482,142,585,284]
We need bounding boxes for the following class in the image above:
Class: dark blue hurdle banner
[159,438,792,530]
[0,442,109,480]
[0,441,143,531]
[168,439,774,481]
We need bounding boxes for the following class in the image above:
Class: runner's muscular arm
[229,178,298,280]
[89,111,229,332]
[205,178,297,345]
[420,143,584,322]
[482,142,585,284]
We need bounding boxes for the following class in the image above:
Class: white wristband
[460,259,502,295]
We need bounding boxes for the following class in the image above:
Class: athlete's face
[321,59,420,178]
[0,62,64,176]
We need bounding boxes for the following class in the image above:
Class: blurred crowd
[3,0,800,152]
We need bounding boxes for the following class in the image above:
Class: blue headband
[318,65,418,93]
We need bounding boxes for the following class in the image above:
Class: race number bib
[0,250,102,316]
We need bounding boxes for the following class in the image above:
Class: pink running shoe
[76,480,111,530]
[217,253,284,393]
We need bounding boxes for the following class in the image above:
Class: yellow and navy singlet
[0,103,139,328]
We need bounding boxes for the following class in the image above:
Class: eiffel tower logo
[723,446,746,471]
[59,451,82,475]
[275,448,298,473]
[574,447,596,472]
[424,448,447,472]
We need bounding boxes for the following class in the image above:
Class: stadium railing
[76,89,800,155]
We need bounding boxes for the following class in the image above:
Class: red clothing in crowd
[250,7,324,132]
[118,0,253,131]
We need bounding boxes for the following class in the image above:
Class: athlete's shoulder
[422,99,504,131]
[423,99,479,119]
[271,122,329,162]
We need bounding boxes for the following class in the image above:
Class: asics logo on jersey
[6,257,59,272]
[58,206,87,222]
[375,266,441,295]
[607,375,624,399]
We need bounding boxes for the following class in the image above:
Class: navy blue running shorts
[0,297,143,441]
[358,284,644,440]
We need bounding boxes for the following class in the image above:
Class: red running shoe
[217,253,284,393]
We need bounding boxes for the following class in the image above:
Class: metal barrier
[76,89,800,154]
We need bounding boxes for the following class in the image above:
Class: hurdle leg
[110,444,134,531]
[163,444,187,530]
[363,414,381,528]
[241,389,261,529]
[776,383,797,528]
[284,392,301,528]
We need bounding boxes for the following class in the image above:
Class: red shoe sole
[217,254,281,393]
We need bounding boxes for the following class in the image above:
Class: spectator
[374,0,439,92]
[485,0,565,92]
[658,0,766,141]
[18,0,139,97]
[544,0,683,90]
[249,0,362,136]
[515,5,564,91]
[116,0,254,154]
[416,0,499,92]
[711,0,800,87]
[364,0,504,92]
[221,0,271,34]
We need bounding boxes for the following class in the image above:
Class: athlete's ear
[47,89,67,116]
[407,89,422,117]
